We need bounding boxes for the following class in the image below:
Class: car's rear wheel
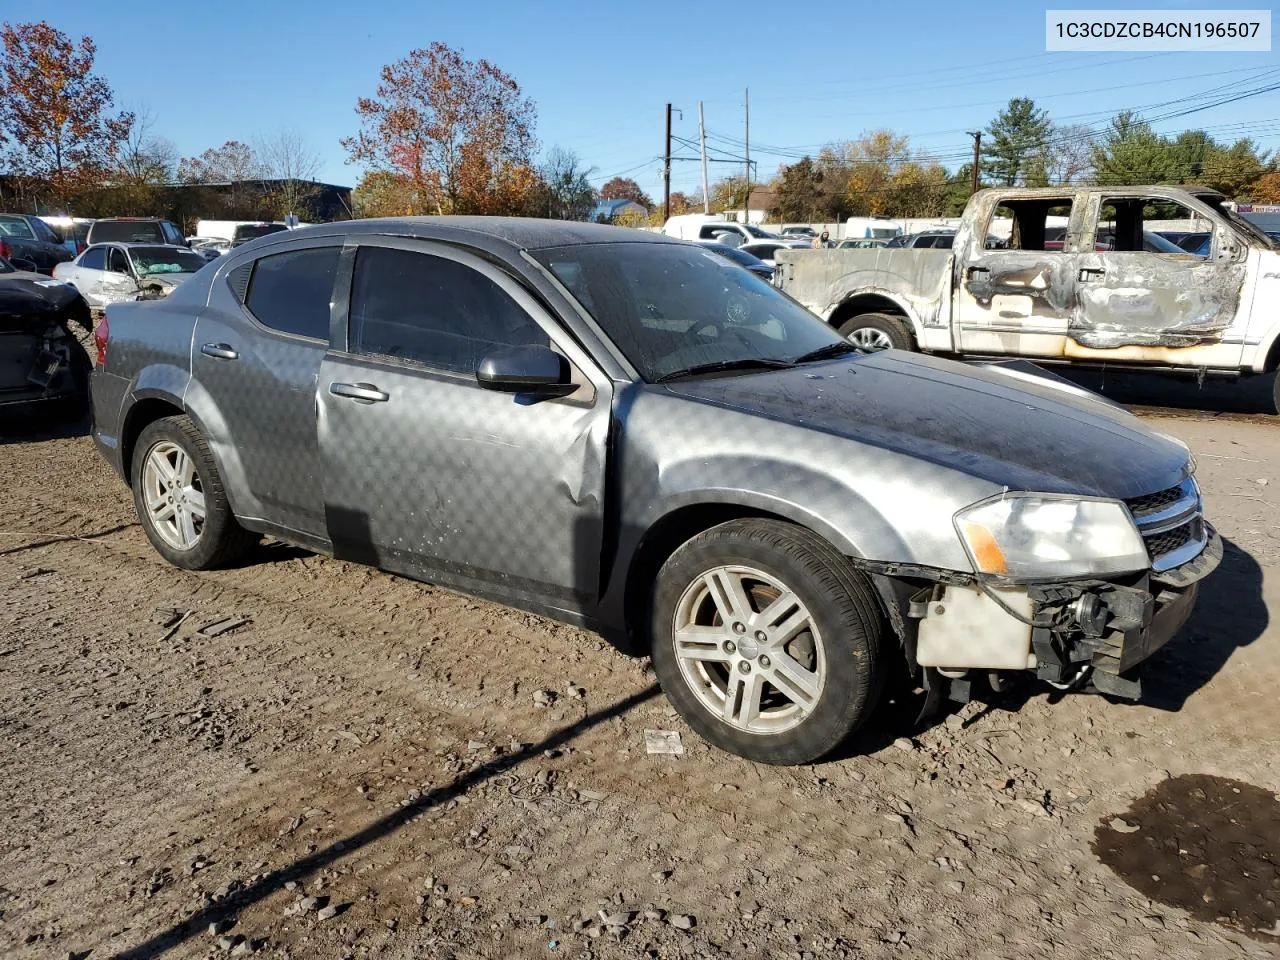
[650,519,885,765]
[131,415,257,569]
[837,312,914,352]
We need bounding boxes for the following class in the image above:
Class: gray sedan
[89,218,1219,764]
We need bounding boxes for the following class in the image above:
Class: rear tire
[131,415,257,570]
[837,312,914,352]
[650,519,885,765]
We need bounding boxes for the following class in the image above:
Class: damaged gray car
[90,219,1219,764]
[0,256,92,425]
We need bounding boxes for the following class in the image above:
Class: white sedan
[53,242,208,307]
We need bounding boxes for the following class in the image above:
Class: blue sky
[40,1,1280,199]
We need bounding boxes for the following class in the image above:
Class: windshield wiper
[654,357,795,383]
[792,342,860,364]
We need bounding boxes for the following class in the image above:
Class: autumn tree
[841,131,911,216]
[1247,171,1280,203]
[1201,138,1270,197]
[352,170,417,217]
[885,159,949,217]
[342,41,539,216]
[0,21,133,207]
[599,176,653,209]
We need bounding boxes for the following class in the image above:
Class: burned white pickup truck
[776,186,1280,408]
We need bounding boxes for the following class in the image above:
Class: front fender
[654,457,912,562]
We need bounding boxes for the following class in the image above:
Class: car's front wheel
[131,415,257,569]
[650,519,885,765]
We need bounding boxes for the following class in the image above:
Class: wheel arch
[827,292,922,342]
[620,500,905,654]
[120,393,185,485]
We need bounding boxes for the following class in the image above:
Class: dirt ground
[1,380,1278,960]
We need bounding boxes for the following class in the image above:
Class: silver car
[89,218,1220,765]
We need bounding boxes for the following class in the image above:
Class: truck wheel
[650,519,885,765]
[130,415,258,570]
[838,312,913,352]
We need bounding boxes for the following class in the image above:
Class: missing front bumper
[909,525,1223,701]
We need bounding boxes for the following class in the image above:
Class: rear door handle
[329,381,389,404]
[200,343,239,360]
[1078,267,1106,282]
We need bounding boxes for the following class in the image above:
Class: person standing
[811,229,830,249]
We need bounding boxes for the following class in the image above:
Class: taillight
[75,241,86,254]
[0,239,10,260]
[94,315,109,367]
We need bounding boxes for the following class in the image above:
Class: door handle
[1078,267,1106,282]
[329,381,389,404]
[200,342,239,360]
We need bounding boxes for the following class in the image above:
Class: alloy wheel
[671,564,826,735]
[141,441,206,550]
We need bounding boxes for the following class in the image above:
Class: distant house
[590,198,648,223]
[721,186,777,225]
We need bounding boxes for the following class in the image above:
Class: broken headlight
[955,494,1148,579]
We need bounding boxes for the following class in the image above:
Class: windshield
[1205,198,1279,250]
[129,247,208,275]
[743,223,777,239]
[92,220,164,243]
[533,242,845,382]
[233,223,289,242]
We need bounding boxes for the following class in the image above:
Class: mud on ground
[0,404,1278,960]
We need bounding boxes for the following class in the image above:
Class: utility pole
[743,88,750,225]
[698,101,710,215]
[967,131,982,196]
[663,103,672,223]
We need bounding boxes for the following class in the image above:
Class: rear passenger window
[990,199,1074,251]
[245,247,339,340]
[80,247,106,270]
[349,247,550,374]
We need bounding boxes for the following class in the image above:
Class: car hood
[661,350,1189,500]
[139,272,192,289]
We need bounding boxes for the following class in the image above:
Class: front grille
[1142,517,1201,560]
[1124,479,1206,571]
[1125,484,1184,517]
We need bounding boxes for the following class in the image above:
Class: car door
[100,246,142,303]
[317,237,612,615]
[191,240,340,541]
[1070,192,1248,360]
[954,193,1084,357]
[68,246,109,305]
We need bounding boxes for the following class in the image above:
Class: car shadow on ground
[0,410,89,444]
[109,684,663,960]
[1055,367,1278,416]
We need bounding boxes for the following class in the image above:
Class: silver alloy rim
[847,326,893,351]
[141,441,206,551]
[672,564,826,735]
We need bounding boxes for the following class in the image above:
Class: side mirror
[11,258,37,272]
[476,344,574,396]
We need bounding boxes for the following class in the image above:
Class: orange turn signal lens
[959,520,1009,575]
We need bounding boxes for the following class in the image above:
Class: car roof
[86,241,190,249]
[286,216,680,252]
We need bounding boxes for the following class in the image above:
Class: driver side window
[108,248,131,274]
[349,247,551,375]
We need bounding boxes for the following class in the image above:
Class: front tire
[837,312,914,352]
[650,519,885,765]
[131,415,257,569]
